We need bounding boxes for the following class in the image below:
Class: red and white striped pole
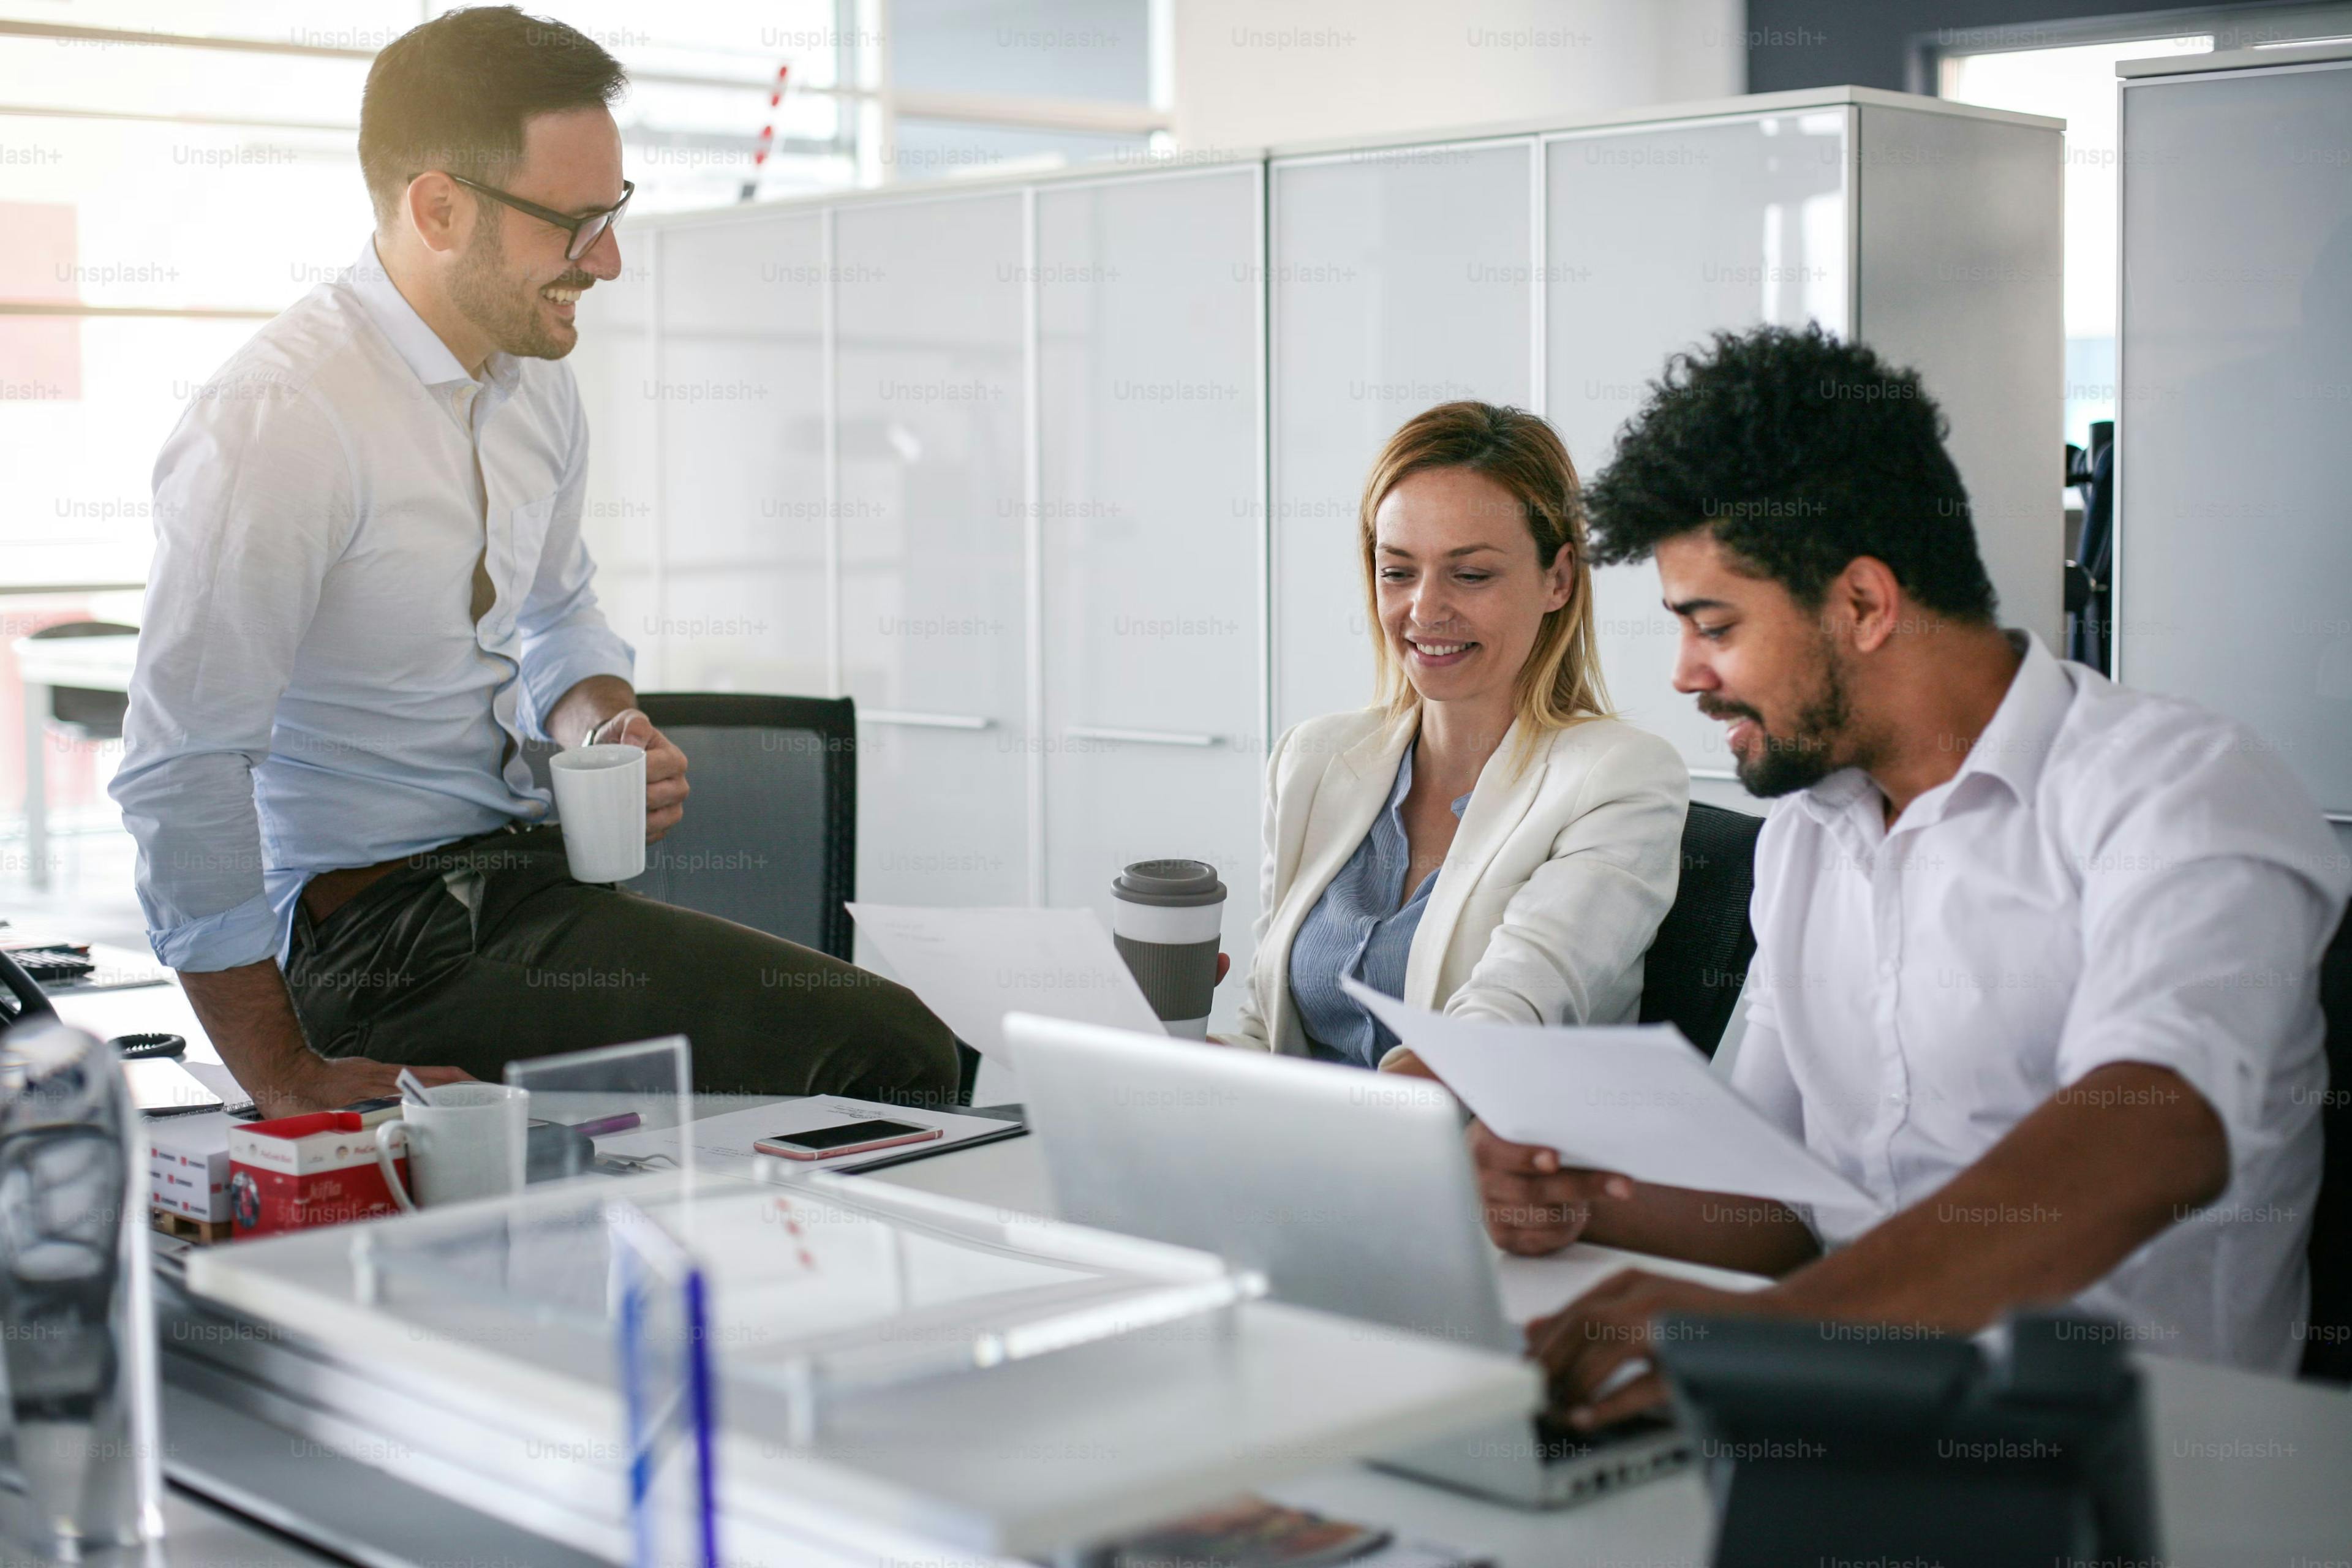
[739,62,790,202]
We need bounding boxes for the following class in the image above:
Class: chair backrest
[1638,801,1763,1058]
[623,694,857,961]
[28,619,137,739]
[2304,901,2352,1382]
[26,620,137,641]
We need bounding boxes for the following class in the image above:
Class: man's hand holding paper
[1339,978,1879,1216]
[1467,1119,1634,1256]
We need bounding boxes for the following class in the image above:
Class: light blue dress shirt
[1287,744,1470,1068]
[110,239,634,973]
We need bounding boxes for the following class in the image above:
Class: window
[0,0,1165,587]
[0,0,1163,889]
[1928,4,2352,445]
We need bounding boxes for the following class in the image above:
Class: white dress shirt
[1732,631,2349,1373]
[111,239,633,973]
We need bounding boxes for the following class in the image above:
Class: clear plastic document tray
[344,1169,1262,1438]
[183,1170,1536,1558]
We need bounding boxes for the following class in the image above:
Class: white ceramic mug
[372,1083,531,1211]
[549,742,647,883]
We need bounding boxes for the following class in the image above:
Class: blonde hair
[1359,402,1611,762]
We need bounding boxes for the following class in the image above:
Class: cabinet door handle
[1065,725,1219,748]
[858,709,993,731]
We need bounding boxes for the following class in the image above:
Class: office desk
[47,978,2352,1566]
[0,1487,350,1568]
[871,1135,2352,1567]
[13,630,138,891]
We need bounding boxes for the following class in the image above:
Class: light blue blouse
[1287,744,1471,1068]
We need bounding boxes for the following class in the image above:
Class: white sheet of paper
[590,1097,1020,1178]
[1341,979,1879,1215]
[846,904,1164,1063]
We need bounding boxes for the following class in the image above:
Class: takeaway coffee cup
[1110,859,1226,1039]
[372,1082,530,1210]
[549,742,647,883]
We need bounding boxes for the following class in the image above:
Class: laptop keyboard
[1531,1407,1681,1466]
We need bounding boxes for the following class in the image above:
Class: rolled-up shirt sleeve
[2055,737,2351,1187]
[514,391,632,741]
[110,375,352,972]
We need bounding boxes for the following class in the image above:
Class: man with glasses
[113,7,959,1116]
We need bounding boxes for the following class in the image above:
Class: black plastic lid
[1113,859,1227,907]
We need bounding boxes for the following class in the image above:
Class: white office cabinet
[1850,104,2064,701]
[1269,141,1536,735]
[2118,44,2352,818]
[1036,168,1264,1025]
[573,86,2059,935]
[835,193,1032,909]
[1546,100,2060,784]
[570,244,660,687]
[1547,110,1852,777]
[654,213,829,696]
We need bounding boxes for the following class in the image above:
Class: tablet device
[126,1056,228,1119]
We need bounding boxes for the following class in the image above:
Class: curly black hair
[1583,325,1997,620]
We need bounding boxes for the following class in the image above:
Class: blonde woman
[1225,402,1687,1069]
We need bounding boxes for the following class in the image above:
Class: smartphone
[752,1118,943,1161]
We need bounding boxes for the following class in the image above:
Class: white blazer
[1228,706,1689,1060]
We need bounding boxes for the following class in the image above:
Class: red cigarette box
[227,1111,407,1238]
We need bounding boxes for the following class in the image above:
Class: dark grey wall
[1744,0,2316,92]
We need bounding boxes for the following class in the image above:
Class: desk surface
[0,1483,347,1568]
[53,981,2352,1566]
[867,1124,2352,1567]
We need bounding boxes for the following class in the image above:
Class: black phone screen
[767,1118,927,1152]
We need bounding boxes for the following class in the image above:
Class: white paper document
[846,903,1164,1061]
[1341,979,1879,1215]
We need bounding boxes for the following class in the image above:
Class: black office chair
[27,619,136,739]
[2064,424,2114,675]
[621,693,858,962]
[1638,801,1764,1059]
[0,947,58,1035]
[2304,903,2352,1382]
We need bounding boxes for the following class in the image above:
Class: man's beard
[1708,650,1853,798]
[449,211,576,361]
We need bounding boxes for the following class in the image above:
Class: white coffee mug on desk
[373,1082,530,1211]
[549,742,647,883]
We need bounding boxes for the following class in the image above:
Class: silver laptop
[1000,1012,1689,1508]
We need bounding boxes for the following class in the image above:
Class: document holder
[180,1165,1532,1562]
[1654,1311,2159,1568]
[345,1169,1264,1444]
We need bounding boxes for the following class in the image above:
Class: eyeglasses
[445,174,633,262]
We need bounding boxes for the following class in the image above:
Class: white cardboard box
[149,1111,232,1222]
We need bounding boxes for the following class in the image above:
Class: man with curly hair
[1471,326,2348,1426]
